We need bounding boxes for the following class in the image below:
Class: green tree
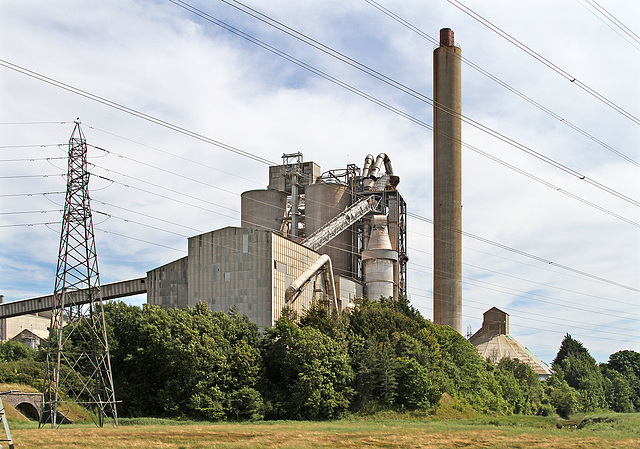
[545,372,578,418]
[607,350,640,411]
[600,365,634,413]
[0,340,34,362]
[261,315,354,420]
[94,301,264,420]
[0,340,43,390]
[552,334,606,412]
[393,356,438,410]
[345,298,509,414]
[497,358,545,414]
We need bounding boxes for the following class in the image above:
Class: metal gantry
[41,120,118,428]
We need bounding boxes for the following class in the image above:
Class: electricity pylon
[41,120,118,428]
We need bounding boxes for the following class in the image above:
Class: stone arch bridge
[1,391,43,422]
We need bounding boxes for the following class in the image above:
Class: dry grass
[2,402,29,421]
[0,383,39,393]
[9,414,640,449]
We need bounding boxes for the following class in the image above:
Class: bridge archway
[16,401,40,421]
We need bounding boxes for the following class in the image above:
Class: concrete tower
[433,28,462,333]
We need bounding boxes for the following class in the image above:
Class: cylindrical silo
[362,215,397,300]
[241,189,287,232]
[433,28,463,333]
[305,182,352,277]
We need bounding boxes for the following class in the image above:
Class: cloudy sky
[1,0,638,364]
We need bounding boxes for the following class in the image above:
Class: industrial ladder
[302,196,379,251]
[0,397,15,449]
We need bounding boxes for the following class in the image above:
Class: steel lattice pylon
[41,120,118,428]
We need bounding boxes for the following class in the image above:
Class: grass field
[7,414,640,449]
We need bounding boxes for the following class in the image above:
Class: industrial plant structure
[146,153,407,329]
[0,27,555,379]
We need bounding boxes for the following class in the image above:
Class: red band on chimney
[440,28,454,47]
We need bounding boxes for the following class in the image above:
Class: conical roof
[469,307,551,378]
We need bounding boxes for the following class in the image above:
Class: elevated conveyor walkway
[0,278,147,319]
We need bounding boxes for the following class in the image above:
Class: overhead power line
[188,1,639,208]
[364,0,640,167]
[408,244,640,310]
[2,17,637,225]
[0,157,66,162]
[0,191,65,198]
[577,0,640,51]
[0,121,70,125]
[0,59,276,166]
[84,123,263,188]
[0,144,64,149]
[407,211,640,294]
[446,0,640,126]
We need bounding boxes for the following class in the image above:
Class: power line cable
[0,157,66,162]
[86,161,640,316]
[0,221,61,228]
[409,281,639,338]
[407,211,640,293]
[0,174,64,179]
[211,0,640,205]
[577,0,640,50]
[408,245,639,309]
[8,174,637,341]
[8,141,637,298]
[408,280,640,344]
[86,150,639,297]
[84,123,263,188]
[2,51,637,226]
[410,261,640,323]
[95,227,185,253]
[89,165,240,215]
[0,59,276,166]
[88,144,240,197]
[0,121,70,125]
[180,1,639,211]
[0,144,64,149]
[94,210,189,238]
[0,210,61,215]
[0,191,65,197]
[445,0,640,126]
[364,0,640,167]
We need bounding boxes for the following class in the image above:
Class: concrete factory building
[146,153,407,330]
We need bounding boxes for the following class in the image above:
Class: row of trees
[1,298,639,420]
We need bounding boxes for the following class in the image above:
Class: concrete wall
[187,227,272,328]
[147,227,324,329]
[336,276,363,308]
[147,257,189,309]
[271,232,319,324]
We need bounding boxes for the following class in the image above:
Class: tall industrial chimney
[433,28,462,333]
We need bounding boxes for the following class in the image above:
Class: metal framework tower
[41,120,118,428]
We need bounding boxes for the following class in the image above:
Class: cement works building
[146,153,408,330]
